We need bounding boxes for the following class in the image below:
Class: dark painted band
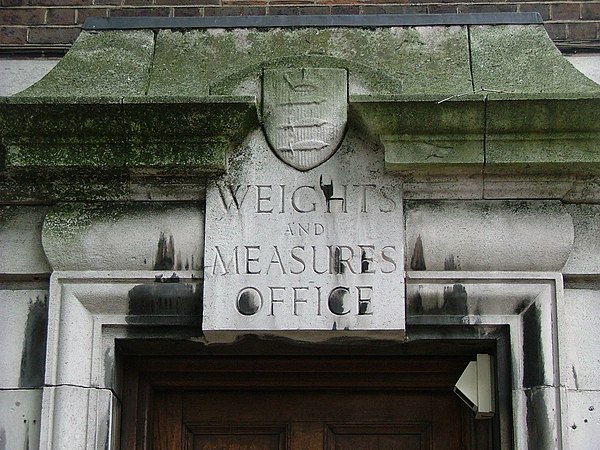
[83,13,543,31]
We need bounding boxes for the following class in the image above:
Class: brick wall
[1,0,599,51]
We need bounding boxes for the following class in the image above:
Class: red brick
[28,26,80,44]
[568,22,597,40]
[0,8,46,25]
[108,7,170,16]
[47,8,77,24]
[544,22,567,40]
[582,2,600,20]
[458,4,517,13]
[1,0,26,6]
[122,0,153,6]
[172,6,203,16]
[76,7,109,23]
[204,6,266,15]
[0,26,27,44]
[268,0,312,5]
[28,0,92,5]
[361,4,427,14]
[518,3,550,21]
[155,0,218,5]
[551,3,581,21]
[356,0,409,4]
[94,0,121,5]
[426,4,458,13]
[330,4,360,14]
[298,5,330,14]
[267,5,300,14]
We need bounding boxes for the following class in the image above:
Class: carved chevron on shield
[262,68,348,171]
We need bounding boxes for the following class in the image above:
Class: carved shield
[262,68,348,171]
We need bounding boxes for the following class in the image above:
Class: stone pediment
[1,14,599,201]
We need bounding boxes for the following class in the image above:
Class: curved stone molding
[405,200,574,271]
[562,204,600,275]
[0,206,51,275]
[41,202,204,271]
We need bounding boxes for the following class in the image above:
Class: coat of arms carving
[262,68,348,171]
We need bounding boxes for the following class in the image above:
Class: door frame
[38,271,562,449]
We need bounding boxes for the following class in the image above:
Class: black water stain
[408,284,468,316]
[410,236,426,270]
[127,276,202,322]
[522,303,544,388]
[442,284,468,315]
[154,232,175,270]
[572,365,579,390]
[409,290,425,315]
[360,250,370,273]
[19,295,48,388]
[526,388,553,450]
[333,247,344,274]
[319,175,345,212]
[23,422,28,450]
[444,255,460,270]
[513,299,531,315]
[104,347,113,389]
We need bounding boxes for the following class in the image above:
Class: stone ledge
[0,96,259,176]
[351,93,600,176]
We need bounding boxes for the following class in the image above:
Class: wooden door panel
[182,391,435,424]
[185,425,285,450]
[326,424,431,450]
[121,356,491,449]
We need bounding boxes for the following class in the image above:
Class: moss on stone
[17,30,155,98]
[470,25,600,94]
[147,26,472,97]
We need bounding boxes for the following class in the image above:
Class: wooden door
[121,356,491,450]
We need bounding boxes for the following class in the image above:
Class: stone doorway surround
[39,269,563,449]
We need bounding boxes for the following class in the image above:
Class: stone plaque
[203,79,404,339]
[262,68,347,171]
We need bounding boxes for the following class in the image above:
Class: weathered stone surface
[512,387,561,450]
[40,386,117,450]
[559,289,600,390]
[41,202,204,271]
[562,389,600,450]
[405,200,574,271]
[0,207,51,274]
[149,26,472,97]
[563,205,600,275]
[263,68,347,171]
[16,30,155,97]
[0,389,42,450]
[0,97,258,177]
[470,25,600,94]
[350,95,486,175]
[204,128,404,339]
[0,289,48,388]
[485,95,600,175]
